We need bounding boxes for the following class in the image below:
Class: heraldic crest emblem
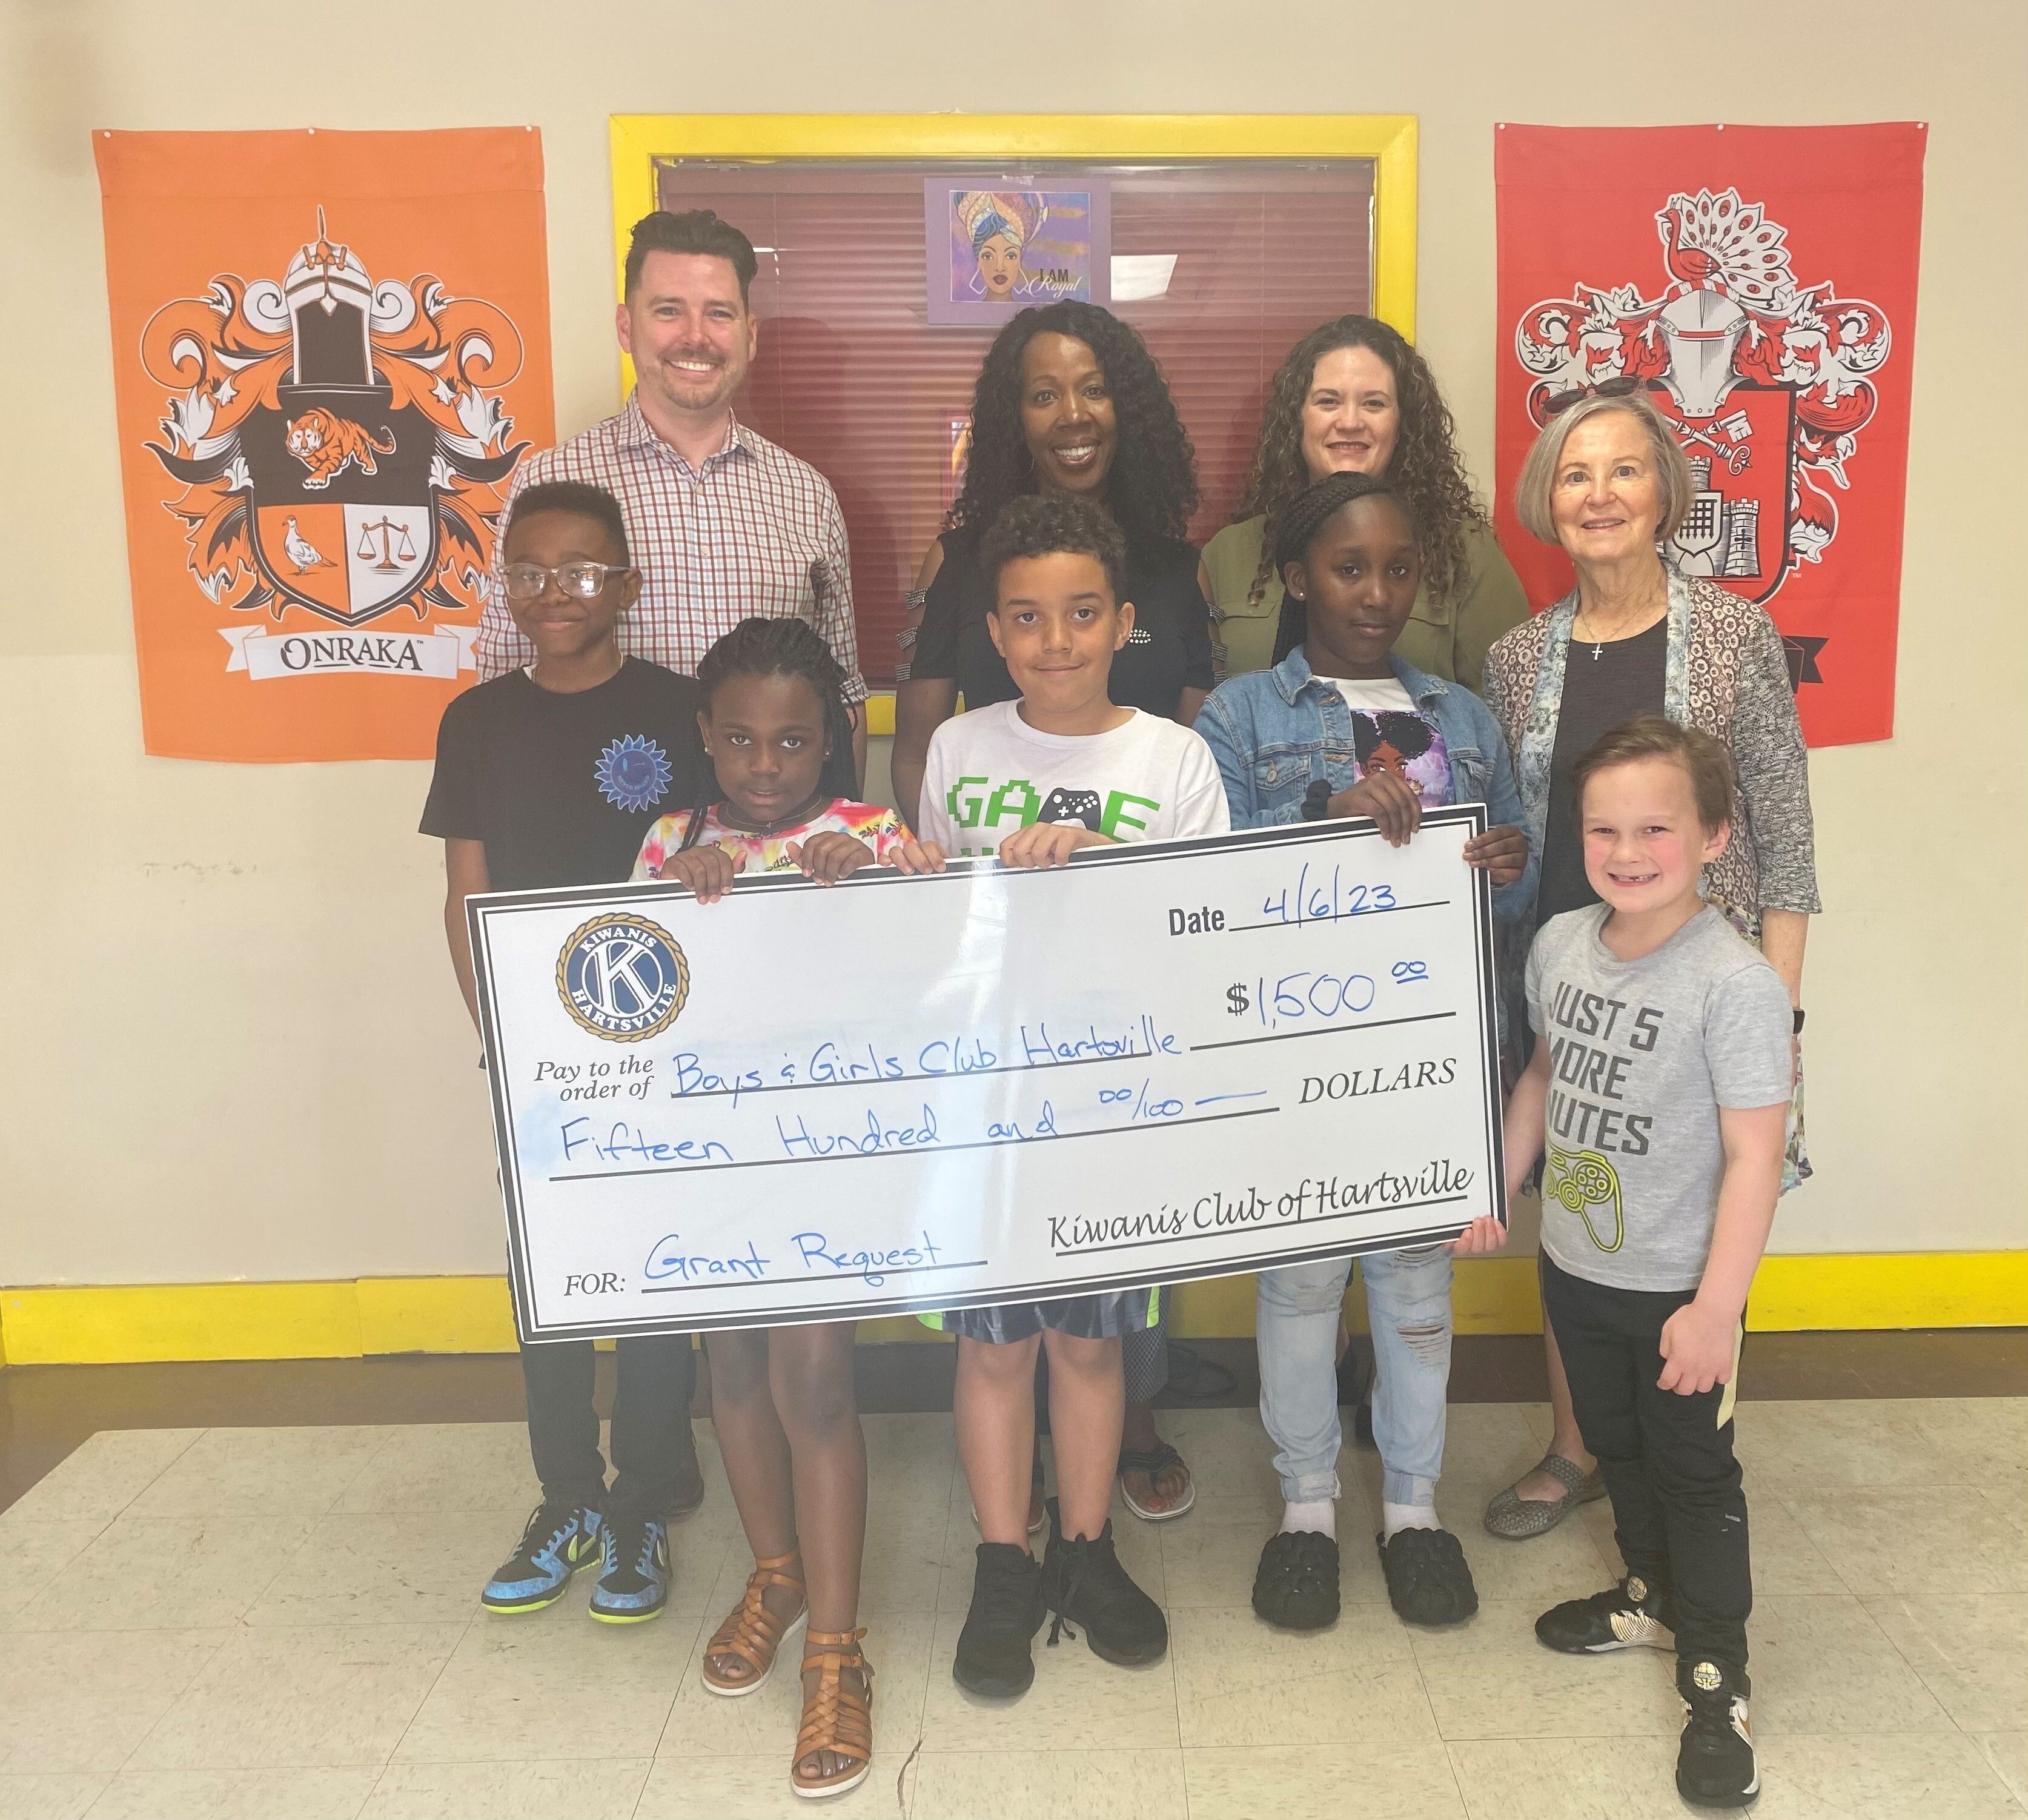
[1514,188,1892,602]
[141,210,531,637]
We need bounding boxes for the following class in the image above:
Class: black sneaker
[1041,1499,1167,1667]
[1535,1573,1675,1655]
[1677,1657,1758,1808]
[588,1513,669,1623]
[1376,1526,1479,1626]
[480,1503,603,1613]
[1252,1530,1340,1631]
[953,1543,1046,1698]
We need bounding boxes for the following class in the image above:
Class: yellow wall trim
[2,1254,2023,1366]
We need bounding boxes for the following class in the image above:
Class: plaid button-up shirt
[477,396,864,700]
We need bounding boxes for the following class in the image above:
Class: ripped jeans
[1256,1244,1453,1507]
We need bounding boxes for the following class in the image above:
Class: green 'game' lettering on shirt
[946,775,1043,831]
[1101,791,1161,838]
[985,779,1043,828]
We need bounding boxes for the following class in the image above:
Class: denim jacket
[1196,646,1536,924]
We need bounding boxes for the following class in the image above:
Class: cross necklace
[1576,593,1666,661]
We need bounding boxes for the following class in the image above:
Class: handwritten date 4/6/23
[1165,867,1408,941]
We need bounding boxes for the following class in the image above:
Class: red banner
[96,129,554,761]
[1494,125,1925,746]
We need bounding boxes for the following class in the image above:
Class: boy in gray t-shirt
[1525,903,1792,1294]
[1456,717,1793,1811]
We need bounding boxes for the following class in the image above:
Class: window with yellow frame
[609,116,1419,732]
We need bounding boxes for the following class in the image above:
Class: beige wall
[4,0,2024,1289]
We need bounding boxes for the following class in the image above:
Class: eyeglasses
[500,560,635,603]
[1542,375,1645,417]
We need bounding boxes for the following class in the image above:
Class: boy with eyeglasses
[421,480,712,1623]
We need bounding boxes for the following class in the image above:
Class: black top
[1536,617,1669,925]
[910,525,1216,716]
[421,657,710,891]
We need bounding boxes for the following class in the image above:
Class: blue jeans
[1256,1244,1454,1507]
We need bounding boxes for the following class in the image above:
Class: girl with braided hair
[628,614,923,1801]
[1196,471,1532,1636]
[893,301,1214,1528]
[1201,314,1529,688]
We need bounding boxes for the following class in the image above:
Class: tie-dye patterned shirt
[631,799,910,882]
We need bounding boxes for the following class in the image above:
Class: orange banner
[96,128,554,761]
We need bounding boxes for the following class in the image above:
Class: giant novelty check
[471,811,1506,1341]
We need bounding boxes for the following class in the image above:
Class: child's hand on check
[657,845,744,904]
[998,822,1113,869]
[1464,824,1530,888]
[890,839,947,875]
[1327,773,1422,846]
[1447,1215,1510,1255]
[788,832,876,885]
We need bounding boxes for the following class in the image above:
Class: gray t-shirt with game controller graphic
[1525,903,1792,1294]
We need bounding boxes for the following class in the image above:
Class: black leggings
[1542,1254,1751,1670]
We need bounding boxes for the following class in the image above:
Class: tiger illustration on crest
[285,408,396,490]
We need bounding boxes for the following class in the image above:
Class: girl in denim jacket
[1196,471,1530,1632]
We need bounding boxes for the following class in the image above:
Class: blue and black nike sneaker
[589,1513,670,1624]
[481,1503,604,1613]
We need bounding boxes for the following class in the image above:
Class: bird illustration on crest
[282,516,335,574]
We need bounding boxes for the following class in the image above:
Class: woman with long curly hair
[1201,315,1528,689]
[892,299,1213,1530]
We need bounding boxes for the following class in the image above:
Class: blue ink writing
[791,1229,946,1286]
[643,1235,770,1281]
[562,1118,732,1166]
[776,1104,941,1159]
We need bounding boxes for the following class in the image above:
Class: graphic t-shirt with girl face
[631,799,909,881]
[1310,674,1452,806]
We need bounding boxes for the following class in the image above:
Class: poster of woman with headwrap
[923,180,1110,325]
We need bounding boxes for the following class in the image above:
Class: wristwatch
[1792,1008,1806,1034]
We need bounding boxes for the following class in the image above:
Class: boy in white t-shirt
[899,494,1227,1699]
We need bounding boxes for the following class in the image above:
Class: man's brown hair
[1572,716,1735,834]
[623,210,758,303]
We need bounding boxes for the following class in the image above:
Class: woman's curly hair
[1236,314,1485,611]
[946,301,1198,551]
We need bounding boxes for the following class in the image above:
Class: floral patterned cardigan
[1480,569,1821,934]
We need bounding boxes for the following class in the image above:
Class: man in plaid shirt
[477,209,867,777]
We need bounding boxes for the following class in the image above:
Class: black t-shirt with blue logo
[421,657,708,890]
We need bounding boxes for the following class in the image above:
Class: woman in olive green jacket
[1201,315,1527,691]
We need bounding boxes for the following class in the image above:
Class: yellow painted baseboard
[2,1253,2023,1366]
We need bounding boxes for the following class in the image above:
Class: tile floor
[0,1400,2023,1819]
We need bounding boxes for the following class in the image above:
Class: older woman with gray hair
[1479,380,1818,1538]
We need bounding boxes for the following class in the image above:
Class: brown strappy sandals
[703,1552,876,1799]
[701,1549,807,1696]
[792,1626,875,1801]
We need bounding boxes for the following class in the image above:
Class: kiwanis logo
[139,208,532,679]
[556,914,689,1042]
